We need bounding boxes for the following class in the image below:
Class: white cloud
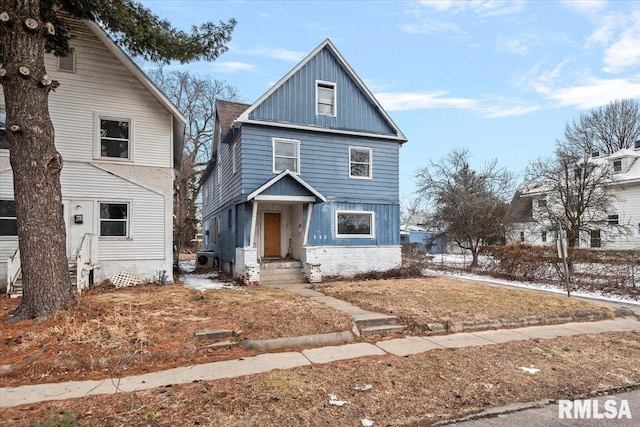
[601,11,640,73]
[497,35,529,55]
[400,19,464,36]
[242,47,307,62]
[415,0,525,17]
[560,0,607,16]
[513,59,571,95]
[548,76,640,109]
[376,91,476,111]
[375,91,539,118]
[210,62,256,73]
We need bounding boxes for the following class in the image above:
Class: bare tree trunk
[2,1,74,320]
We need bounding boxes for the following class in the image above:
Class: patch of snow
[328,394,348,407]
[180,273,242,292]
[519,366,541,374]
[424,268,640,307]
[179,260,196,273]
[361,419,374,426]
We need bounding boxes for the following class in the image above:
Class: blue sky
[140,0,640,201]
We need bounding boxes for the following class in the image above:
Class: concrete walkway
[2,316,639,408]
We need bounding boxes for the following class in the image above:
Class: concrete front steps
[353,312,407,337]
[260,260,308,286]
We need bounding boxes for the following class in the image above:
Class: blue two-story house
[200,39,407,283]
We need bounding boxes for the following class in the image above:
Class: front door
[64,200,94,256]
[263,212,281,258]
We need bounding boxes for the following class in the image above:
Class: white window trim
[612,159,623,173]
[316,80,337,117]
[232,142,238,174]
[94,113,134,162]
[98,201,131,239]
[349,146,373,180]
[272,138,300,174]
[335,210,375,239]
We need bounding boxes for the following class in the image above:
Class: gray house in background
[199,39,408,283]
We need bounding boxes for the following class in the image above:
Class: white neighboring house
[507,142,640,249]
[0,17,184,292]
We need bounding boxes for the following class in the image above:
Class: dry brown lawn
[317,276,615,328]
[2,331,640,426]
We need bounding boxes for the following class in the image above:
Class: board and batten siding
[250,48,395,136]
[239,125,400,203]
[307,201,400,247]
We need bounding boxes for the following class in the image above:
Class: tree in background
[148,69,240,257]
[525,102,632,248]
[0,0,235,320]
[415,148,514,267]
[564,98,640,156]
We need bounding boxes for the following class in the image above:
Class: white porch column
[250,200,258,248]
[303,202,313,246]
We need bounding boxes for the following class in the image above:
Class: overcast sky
[140,0,640,200]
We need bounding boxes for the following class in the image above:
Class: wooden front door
[263,212,281,257]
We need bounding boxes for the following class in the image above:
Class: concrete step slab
[375,336,445,356]
[361,324,407,336]
[302,342,386,364]
[353,313,399,327]
[261,261,302,269]
[425,332,495,349]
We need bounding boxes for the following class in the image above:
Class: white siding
[0,18,177,287]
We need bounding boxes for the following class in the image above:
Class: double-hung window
[349,146,372,179]
[613,160,622,173]
[0,108,8,150]
[99,202,129,237]
[0,200,17,236]
[273,138,299,174]
[590,229,601,248]
[98,116,131,160]
[336,211,374,238]
[316,81,336,116]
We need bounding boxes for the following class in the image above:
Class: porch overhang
[247,170,327,203]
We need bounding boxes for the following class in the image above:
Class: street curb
[241,330,354,350]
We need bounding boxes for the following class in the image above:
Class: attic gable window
[272,138,300,174]
[97,116,132,160]
[608,214,619,225]
[349,146,372,179]
[316,81,336,117]
[613,159,622,173]
[0,108,7,150]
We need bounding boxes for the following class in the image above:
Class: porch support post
[303,202,313,246]
[250,201,258,248]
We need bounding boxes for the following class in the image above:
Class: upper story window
[273,138,299,174]
[607,214,619,225]
[316,81,336,117]
[537,198,547,208]
[0,200,17,236]
[0,108,8,150]
[613,159,622,173]
[336,211,374,238]
[98,117,132,160]
[349,146,372,179]
[541,230,547,243]
[99,202,129,237]
[58,53,75,72]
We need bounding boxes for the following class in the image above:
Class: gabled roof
[247,170,326,202]
[236,39,407,142]
[505,188,534,223]
[83,20,185,168]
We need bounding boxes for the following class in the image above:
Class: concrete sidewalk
[2,316,639,408]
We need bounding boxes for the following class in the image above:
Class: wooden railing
[74,233,98,293]
[6,247,21,296]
